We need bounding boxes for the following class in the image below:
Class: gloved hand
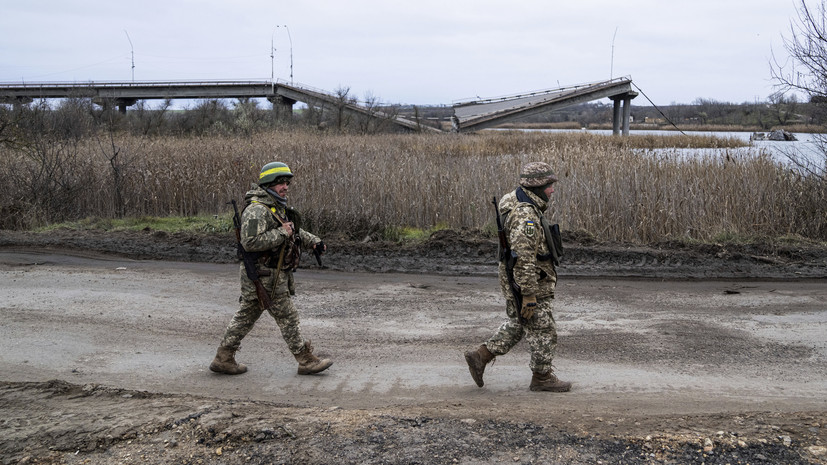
[312,240,326,267]
[521,295,537,320]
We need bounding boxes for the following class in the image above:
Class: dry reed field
[1,130,824,243]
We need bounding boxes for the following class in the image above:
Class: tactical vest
[247,201,302,271]
[512,187,561,264]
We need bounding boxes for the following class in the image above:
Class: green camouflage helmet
[258,162,294,186]
[519,161,558,187]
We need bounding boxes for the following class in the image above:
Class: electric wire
[632,82,686,135]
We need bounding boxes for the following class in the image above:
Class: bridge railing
[277,79,412,108]
[452,76,632,106]
[0,79,276,89]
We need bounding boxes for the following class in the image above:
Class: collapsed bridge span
[452,77,637,135]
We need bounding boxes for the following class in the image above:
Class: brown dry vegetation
[497,121,584,130]
[0,129,825,243]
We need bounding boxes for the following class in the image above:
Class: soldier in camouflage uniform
[464,161,572,392]
[210,162,333,376]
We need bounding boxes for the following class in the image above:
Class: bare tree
[0,104,25,149]
[334,86,356,131]
[131,98,171,136]
[771,0,827,179]
[356,91,402,134]
[94,105,129,217]
[772,1,827,98]
[357,91,380,134]
[768,91,799,126]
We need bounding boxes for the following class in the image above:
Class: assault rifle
[549,223,563,267]
[229,199,273,311]
[283,207,324,268]
[492,196,526,325]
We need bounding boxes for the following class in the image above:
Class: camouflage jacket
[240,185,321,289]
[497,187,557,300]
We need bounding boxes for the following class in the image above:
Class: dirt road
[1,237,826,464]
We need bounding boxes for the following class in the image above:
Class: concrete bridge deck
[1,77,637,134]
[0,79,439,133]
[452,77,637,134]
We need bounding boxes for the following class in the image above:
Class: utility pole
[270,28,276,92]
[124,30,135,82]
[278,25,293,84]
[610,27,618,79]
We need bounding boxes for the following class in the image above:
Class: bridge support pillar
[612,98,622,135]
[116,98,137,114]
[268,95,296,120]
[92,97,137,113]
[610,92,638,136]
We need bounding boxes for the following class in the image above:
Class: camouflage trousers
[219,268,304,355]
[484,296,557,374]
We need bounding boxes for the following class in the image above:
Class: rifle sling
[514,187,560,264]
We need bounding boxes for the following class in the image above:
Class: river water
[533,128,825,173]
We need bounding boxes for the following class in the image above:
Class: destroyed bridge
[0,76,637,135]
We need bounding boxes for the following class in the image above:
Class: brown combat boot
[209,346,247,375]
[294,340,333,375]
[529,371,572,392]
[464,344,495,387]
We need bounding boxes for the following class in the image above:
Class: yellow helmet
[258,162,293,186]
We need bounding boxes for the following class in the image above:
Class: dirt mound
[2,380,822,465]
[1,228,824,279]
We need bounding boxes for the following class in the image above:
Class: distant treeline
[1,92,821,139]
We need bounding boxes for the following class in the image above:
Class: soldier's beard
[265,187,288,206]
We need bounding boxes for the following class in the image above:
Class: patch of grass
[771,233,827,247]
[382,224,449,242]
[708,231,827,247]
[710,231,763,245]
[658,232,827,249]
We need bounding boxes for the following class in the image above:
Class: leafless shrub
[168,99,234,135]
[0,100,94,228]
[129,99,172,136]
[233,98,270,137]
[357,91,396,134]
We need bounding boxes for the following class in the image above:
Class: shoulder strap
[250,200,287,225]
[515,186,535,206]
[515,187,561,265]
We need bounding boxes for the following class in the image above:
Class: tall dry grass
[1,129,824,242]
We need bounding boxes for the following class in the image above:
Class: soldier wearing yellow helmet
[209,161,332,376]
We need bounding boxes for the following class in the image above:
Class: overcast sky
[0,0,803,106]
